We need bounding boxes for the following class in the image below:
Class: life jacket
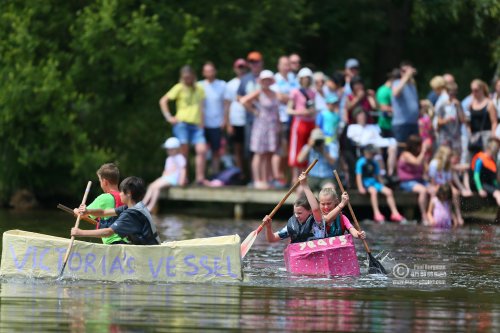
[325,214,347,237]
[471,152,497,186]
[96,190,123,229]
[123,202,161,245]
[286,214,316,243]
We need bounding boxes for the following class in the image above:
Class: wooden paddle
[240,159,318,258]
[58,181,92,278]
[57,203,98,226]
[333,170,387,274]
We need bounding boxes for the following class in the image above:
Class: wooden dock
[160,186,421,219]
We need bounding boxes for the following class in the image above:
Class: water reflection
[0,212,499,332]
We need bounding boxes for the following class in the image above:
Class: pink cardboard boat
[284,234,360,276]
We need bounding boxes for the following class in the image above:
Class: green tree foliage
[0,0,498,204]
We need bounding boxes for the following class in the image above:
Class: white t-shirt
[164,154,187,182]
[224,77,246,126]
[428,159,452,185]
[346,124,397,148]
[200,79,226,128]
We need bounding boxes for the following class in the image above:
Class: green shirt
[88,193,128,245]
[376,84,392,130]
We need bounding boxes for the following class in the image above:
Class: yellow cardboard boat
[0,230,242,283]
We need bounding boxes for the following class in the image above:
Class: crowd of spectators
[159,51,500,224]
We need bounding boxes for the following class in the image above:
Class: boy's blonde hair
[97,163,120,185]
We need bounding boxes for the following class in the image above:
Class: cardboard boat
[284,234,360,276]
[0,230,242,283]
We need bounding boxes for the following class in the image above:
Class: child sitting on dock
[316,187,366,239]
[73,163,128,245]
[426,184,456,228]
[71,176,161,245]
[263,172,322,243]
[470,138,500,206]
[143,137,186,212]
[355,144,405,223]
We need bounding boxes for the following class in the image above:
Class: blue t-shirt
[355,157,380,179]
[391,79,419,126]
[316,110,340,143]
[200,79,226,128]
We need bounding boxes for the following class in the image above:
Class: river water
[0,210,498,332]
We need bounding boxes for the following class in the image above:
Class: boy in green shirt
[74,163,128,244]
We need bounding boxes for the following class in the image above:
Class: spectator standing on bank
[467,79,498,153]
[376,69,399,138]
[391,61,420,143]
[159,65,207,185]
[238,51,264,153]
[271,56,298,187]
[288,67,317,181]
[240,70,281,189]
[344,58,360,96]
[224,58,248,179]
[436,81,466,154]
[200,62,226,176]
[345,75,377,125]
[289,53,301,83]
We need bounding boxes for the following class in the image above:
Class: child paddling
[263,172,322,243]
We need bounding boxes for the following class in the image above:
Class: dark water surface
[0,210,498,332]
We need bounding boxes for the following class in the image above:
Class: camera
[306,100,315,109]
[314,139,324,148]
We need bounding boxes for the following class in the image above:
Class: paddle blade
[367,252,387,274]
[240,230,258,259]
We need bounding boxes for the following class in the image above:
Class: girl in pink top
[397,135,432,224]
[314,187,366,239]
[427,184,456,228]
[288,67,317,181]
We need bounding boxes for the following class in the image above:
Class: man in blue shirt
[391,61,419,143]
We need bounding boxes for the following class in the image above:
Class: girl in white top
[143,137,187,212]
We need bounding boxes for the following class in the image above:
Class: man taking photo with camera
[391,61,420,143]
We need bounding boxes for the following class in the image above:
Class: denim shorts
[400,179,427,192]
[173,122,206,145]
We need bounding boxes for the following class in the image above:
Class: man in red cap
[237,51,264,184]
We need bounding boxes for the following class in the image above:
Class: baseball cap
[162,137,180,149]
[233,58,247,68]
[363,144,378,154]
[325,93,339,104]
[259,70,275,81]
[247,51,263,62]
[345,58,360,69]
[297,67,313,79]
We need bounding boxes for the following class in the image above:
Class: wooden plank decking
[160,186,420,218]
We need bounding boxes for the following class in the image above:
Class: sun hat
[345,58,360,69]
[259,69,275,80]
[325,94,339,104]
[162,137,181,149]
[297,67,313,79]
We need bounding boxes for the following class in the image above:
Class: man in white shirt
[200,62,226,175]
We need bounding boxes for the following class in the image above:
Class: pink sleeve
[341,215,354,230]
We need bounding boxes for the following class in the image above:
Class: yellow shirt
[165,83,205,125]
